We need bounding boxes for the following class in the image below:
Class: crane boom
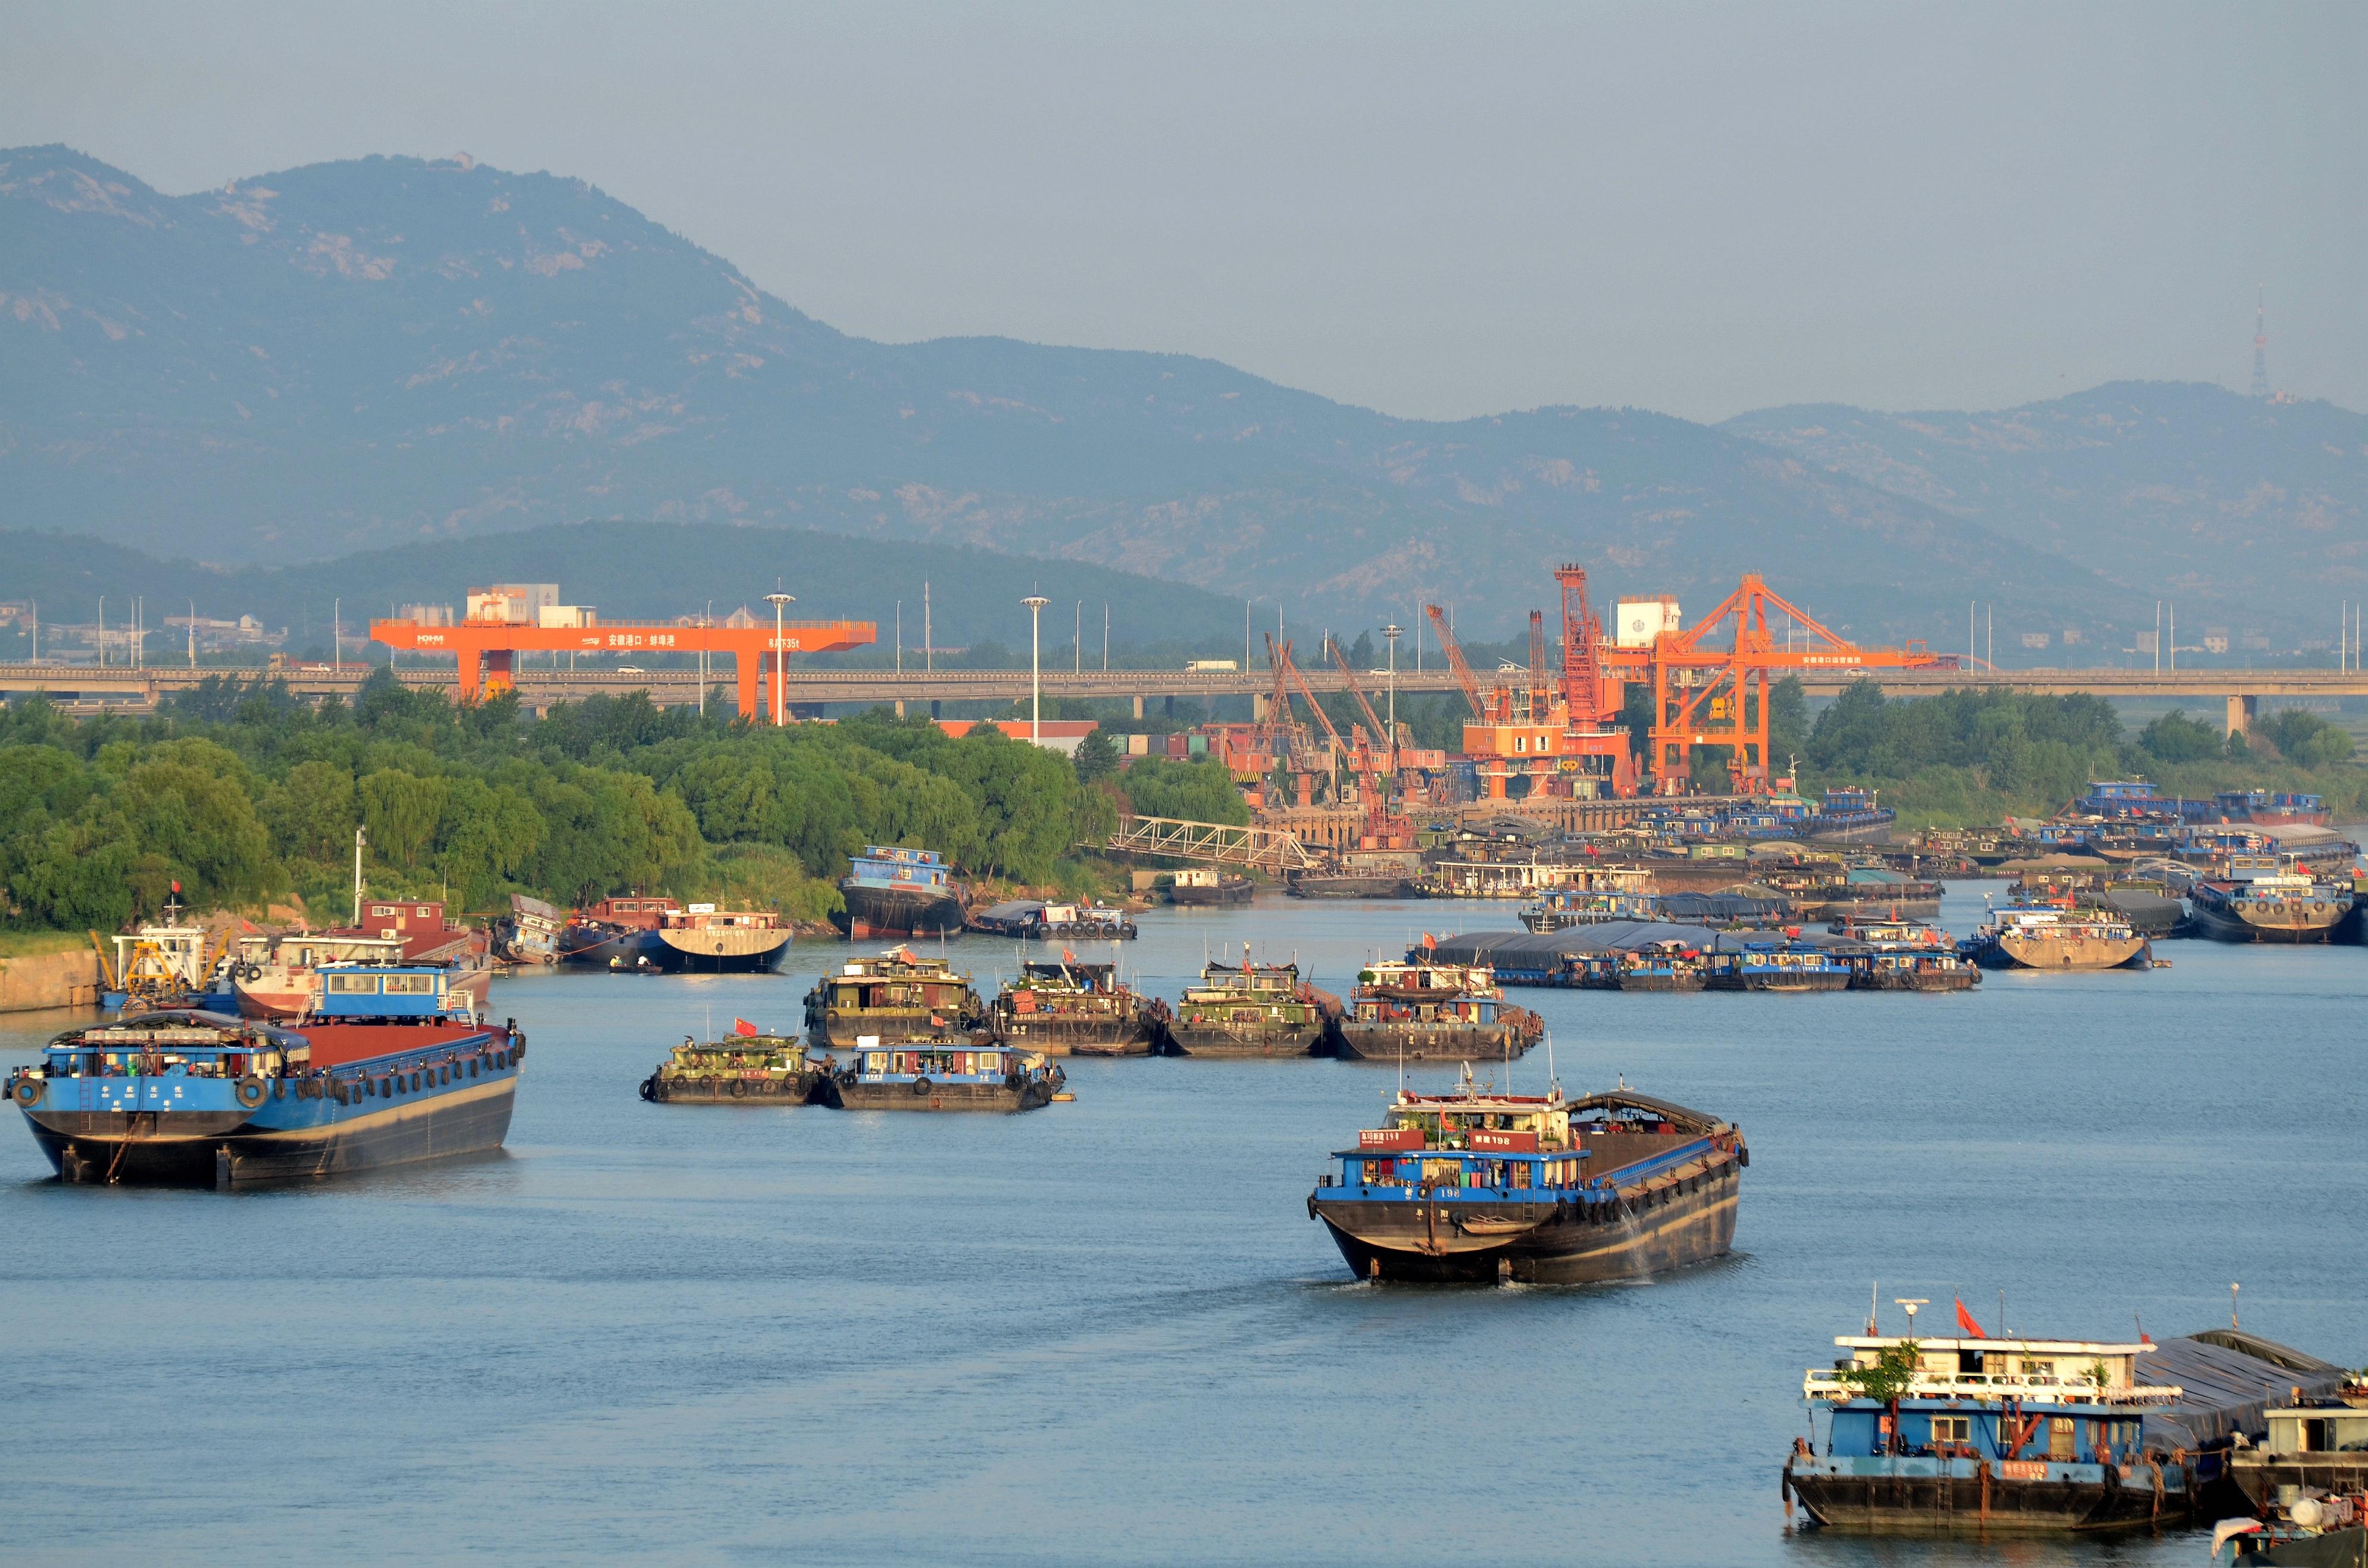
[1423,603,1488,720]
[1324,636,1391,749]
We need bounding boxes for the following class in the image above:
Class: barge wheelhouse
[804,949,989,1051]
[8,966,523,1188]
[827,1041,1064,1113]
[1784,1331,2194,1533]
[988,960,1166,1057]
[1308,1080,1747,1285]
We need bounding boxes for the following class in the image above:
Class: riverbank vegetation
[1798,683,2363,826]
[0,674,1237,933]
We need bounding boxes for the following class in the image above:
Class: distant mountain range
[5,143,2360,649]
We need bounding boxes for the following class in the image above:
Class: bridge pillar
[894,699,906,718]
[1132,694,1144,720]
[2225,693,2257,736]
[1252,692,1268,723]
[930,699,941,720]
[1164,695,1174,719]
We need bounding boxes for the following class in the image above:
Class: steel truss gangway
[1104,816,1316,872]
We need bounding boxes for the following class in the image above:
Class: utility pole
[188,599,196,669]
[98,596,105,668]
[896,601,902,677]
[1023,595,1049,742]
[1074,601,1081,675]
[700,600,712,716]
[765,591,795,726]
[1986,604,1992,671]
[334,598,341,672]
[1102,604,1109,671]
[353,826,367,926]
[924,581,932,673]
[2155,602,2161,674]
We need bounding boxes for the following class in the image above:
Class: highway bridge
[2,661,2360,732]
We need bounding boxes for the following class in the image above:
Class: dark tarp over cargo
[2140,1331,2347,1450]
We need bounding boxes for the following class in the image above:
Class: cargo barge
[1167,867,1254,905]
[8,966,521,1188]
[1167,953,1341,1057]
[1961,901,2151,971]
[826,1040,1063,1113]
[988,959,1167,1056]
[2187,857,2353,944]
[1333,958,1540,1061]
[563,895,791,973]
[638,1027,829,1104]
[804,949,989,1051]
[1308,1078,1747,1284]
[834,845,966,939]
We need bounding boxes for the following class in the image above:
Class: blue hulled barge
[1308,1078,1747,1285]
[7,966,523,1188]
[1783,1329,2195,1532]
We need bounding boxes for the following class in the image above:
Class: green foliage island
[0,673,1243,933]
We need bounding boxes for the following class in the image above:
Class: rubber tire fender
[638,1075,658,1102]
[911,1076,933,1097]
[11,1078,40,1108]
[730,1079,747,1099]
[235,1077,269,1108]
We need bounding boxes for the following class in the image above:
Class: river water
[4,880,2361,1567]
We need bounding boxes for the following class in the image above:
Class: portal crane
[1423,604,1490,721]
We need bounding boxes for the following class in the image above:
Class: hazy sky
[5,1,2361,422]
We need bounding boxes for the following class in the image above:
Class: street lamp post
[700,599,713,716]
[765,591,795,726]
[1023,595,1049,742]
[1382,623,1403,776]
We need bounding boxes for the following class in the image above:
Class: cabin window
[2021,1359,2054,1381]
[1957,1350,1985,1375]
[1510,1163,1532,1189]
[866,1053,887,1073]
[383,974,438,995]
[1361,1159,1394,1185]
[2047,1417,2075,1460]
[326,974,380,995]
[1933,1416,1970,1444]
[1421,1158,1461,1188]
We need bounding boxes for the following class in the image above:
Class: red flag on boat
[1062,947,1076,963]
[732,1017,759,1037]
[1954,1298,1987,1338]
[1422,932,1436,950]
[929,1013,947,1027]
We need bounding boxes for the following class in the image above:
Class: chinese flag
[1062,948,1076,964]
[1954,1297,1986,1338]
[1422,932,1436,950]
[732,1017,759,1038]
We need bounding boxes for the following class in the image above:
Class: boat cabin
[852,1041,1035,1086]
[1804,1335,2181,1466]
[2263,1404,2368,1457]
[821,952,977,1013]
[1352,960,1501,1023]
[317,965,467,1020]
[579,896,684,930]
[40,1016,310,1085]
[846,845,953,891]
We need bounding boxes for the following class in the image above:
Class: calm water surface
[5,880,2362,1567]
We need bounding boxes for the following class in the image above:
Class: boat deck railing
[1802,1369,2185,1404]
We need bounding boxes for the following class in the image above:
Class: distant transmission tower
[2250,285,2270,398]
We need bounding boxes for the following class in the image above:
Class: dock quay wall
[0,951,102,1014]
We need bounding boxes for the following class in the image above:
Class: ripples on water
[3,881,2361,1566]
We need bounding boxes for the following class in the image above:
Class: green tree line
[0,673,1245,932]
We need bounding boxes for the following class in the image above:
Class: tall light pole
[1382,624,1402,767]
[188,598,196,669]
[97,596,105,668]
[1023,595,1049,742]
[700,599,712,716]
[765,591,795,726]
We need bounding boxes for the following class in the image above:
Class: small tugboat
[1829,915,1981,992]
[1783,1319,2194,1532]
[988,958,1167,1056]
[1167,951,1341,1057]
[638,1024,830,1104]
[2187,857,2354,944]
[1168,867,1253,906]
[7,966,523,1187]
[1334,958,1541,1061]
[1961,899,2152,971]
[562,895,792,973]
[826,1039,1064,1113]
[835,845,966,939]
[95,885,237,1013]
[1308,1074,1747,1283]
[804,949,989,1051]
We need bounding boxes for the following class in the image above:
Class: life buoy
[235,1077,268,1108]
[11,1078,40,1107]
[911,1076,933,1096]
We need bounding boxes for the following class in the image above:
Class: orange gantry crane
[1425,585,1636,801]
[1599,571,1953,791]
[370,612,876,720]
